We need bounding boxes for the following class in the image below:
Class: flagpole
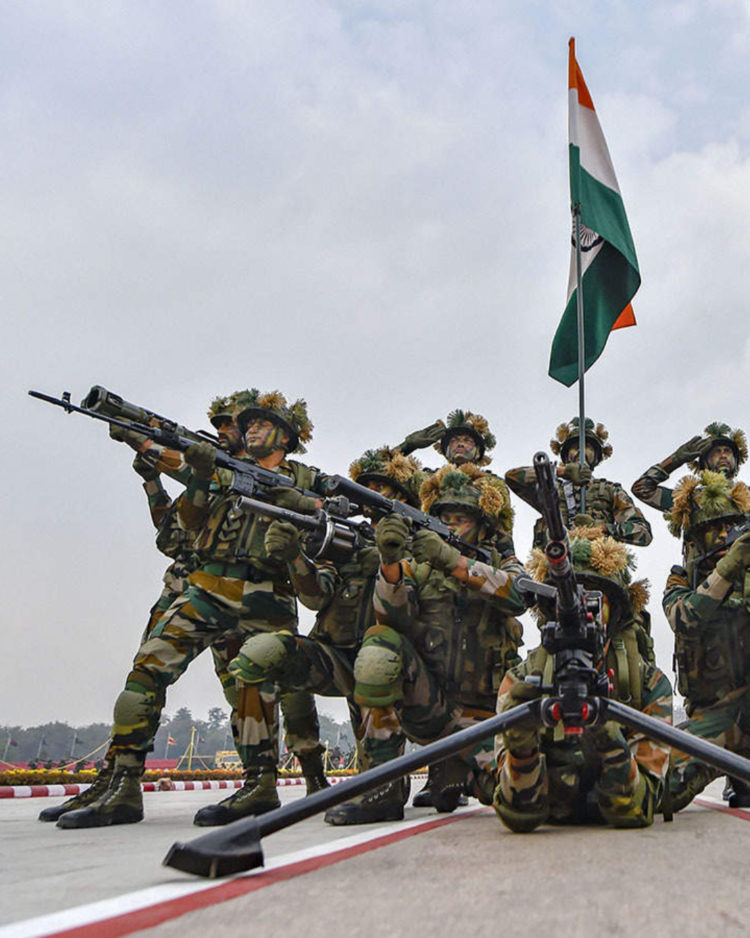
[573,203,587,513]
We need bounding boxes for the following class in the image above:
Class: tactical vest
[155,501,193,562]
[193,461,319,577]
[674,599,750,713]
[532,478,617,548]
[407,552,523,712]
[309,547,379,649]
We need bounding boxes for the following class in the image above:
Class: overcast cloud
[3,1,750,730]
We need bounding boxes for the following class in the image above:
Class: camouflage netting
[688,421,748,475]
[420,462,513,532]
[236,389,313,453]
[349,447,426,507]
[435,409,496,467]
[667,470,750,538]
[550,416,612,464]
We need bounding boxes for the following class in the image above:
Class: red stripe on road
[694,797,750,820]
[43,809,485,938]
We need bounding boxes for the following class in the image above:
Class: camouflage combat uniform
[494,532,672,832]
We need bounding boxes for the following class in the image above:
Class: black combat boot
[324,777,407,825]
[431,756,470,813]
[193,769,280,826]
[297,750,330,795]
[727,778,750,808]
[39,763,114,822]
[57,755,145,828]
[412,764,468,808]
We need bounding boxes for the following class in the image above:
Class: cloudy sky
[3,1,750,733]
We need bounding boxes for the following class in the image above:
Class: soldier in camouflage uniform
[662,469,750,810]
[59,389,328,829]
[632,421,747,514]
[494,532,672,832]
[506,417,652,550]
[232,447,428,822]
[338,463,527,822]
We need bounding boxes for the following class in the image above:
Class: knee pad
[113,689,155,736]
[353,630,404,706]
[230,630,295,684]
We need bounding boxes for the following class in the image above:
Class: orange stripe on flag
[612,304,636,330]
[568,38,594,110]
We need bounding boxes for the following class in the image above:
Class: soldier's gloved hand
[397,420,446,455]
[663,435,710,471]
[499,674,542,753]
[573,513,596,528]
[266,487,320,513]
[715,532,750,584]
[411,529,461,573]
[132,452,159,481]
[587,720,628,752]
[375,515,410,565]
[185,441,216,481]
[265,520,302,561]
[562,462,592,485]
[109,423,149,448]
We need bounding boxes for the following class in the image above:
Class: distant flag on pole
[549,38,640,387]
[167,736,176,746]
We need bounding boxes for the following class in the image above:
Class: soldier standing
[493,532,672,831]
[58,389,328,829]
[662,470,750,810]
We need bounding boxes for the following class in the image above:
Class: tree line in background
[1,707,356,767]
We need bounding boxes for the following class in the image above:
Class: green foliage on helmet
[236,389,313,454]
[690,421,748,475]
[349,447,426,507]
[550,417,612,464]
[420,463,513,533]
[434,409,496,467]
[667,470,750,538]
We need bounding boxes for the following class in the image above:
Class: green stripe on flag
[577,161,639,270]
[549,241,641,387]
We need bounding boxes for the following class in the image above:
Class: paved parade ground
[2,778,749,937]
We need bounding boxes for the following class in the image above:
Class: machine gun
[81,384,218,445]
[326,473,493,564]
[163,452,750,878]
[28,389,320,501]
[232,494,374,563]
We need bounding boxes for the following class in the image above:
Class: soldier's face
[446,433,480,465]
[366,480,405,502]
[706,444,737,476]
[244,418,290,456]
[215,419,244,454]
[699,520,732,555]
[564,444,597,468]
[438,508,482,544]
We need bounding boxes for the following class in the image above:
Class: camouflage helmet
[667,470,750,540]
[349,447,426,508]
[207,389,259,429]
[691,421,748,476]
[420,463,513,533]
[434,409,496,467]
[527,527,649,633]
[236,389,313,454]
[550,417,612,465]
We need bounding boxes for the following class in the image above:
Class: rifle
[162,452,750,878]
[233,495,374,563]
[326,473,492,564]
[28,389,320,501]
[81,384,218,445]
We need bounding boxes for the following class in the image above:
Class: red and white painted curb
[0,773,427,800]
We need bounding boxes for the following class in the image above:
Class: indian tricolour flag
[549,38,640,387]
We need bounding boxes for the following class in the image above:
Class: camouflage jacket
[663,565,750,712]
[288,545,380,649]
[373,553,526,711]
[177,458,326,578]
[127,439,192,486]
[496,645,672,804]
[505,466,652,548]
[631,464,675,513]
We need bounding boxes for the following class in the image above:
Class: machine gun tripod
[163,452,750,878]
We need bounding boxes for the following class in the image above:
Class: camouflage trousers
[669,687,750,810]
[494,734,661,833]
[352,624,496,790]
[111,573,321,771]
[229,633,405,769]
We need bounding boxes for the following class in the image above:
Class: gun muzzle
[81,386,155,425]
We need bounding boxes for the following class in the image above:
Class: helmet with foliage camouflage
[207,389,260,429]
[236,389,313,454]
[527,527,649,633]
[667,470,750,540]
[550,417,612,466]
[434,409,496,467]
[691,421,748,476]
[349,447,426,508]
[420,463,513,533]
